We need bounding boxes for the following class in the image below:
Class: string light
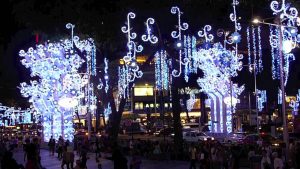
[257,26,263,72]
[247,27,252,72]
[155,50,169,91]
[257,90,267,111]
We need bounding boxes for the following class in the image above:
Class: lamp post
[253,18,290,158]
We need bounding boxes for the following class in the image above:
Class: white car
[183,131,214,142]
[223,132,246,143]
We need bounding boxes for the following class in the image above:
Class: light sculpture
[0,104,38,126]
[289,89,300,115]
[104,103,112,121]
[121,12,143,82]
[195,0,244,133]
[19,23,96,142]
[186,89,198,112]
[170,6,189,78]
[118,12,145,99]
[141,18,158,44]
[257,90,267,111]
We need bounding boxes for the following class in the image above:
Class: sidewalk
[13,149,190,169]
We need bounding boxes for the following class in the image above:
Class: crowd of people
[0,134,300,169]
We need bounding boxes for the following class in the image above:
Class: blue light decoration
[257,90,267,111]
[104,103,112,121]
[247,26,263,73]
[104,58,109,93]
[278,88,286,104]
[195,0,244,134]
[19,23,97,142]
[141,18,158,44]
[269,25,281,79]
[289,89,300,115]
[118,12,144,99]
[270,0,299,85]
[155,50,169,91]
[170,6,189,78]
[0,104,38,126]
[183,35,197,82]
[121,12,143,82]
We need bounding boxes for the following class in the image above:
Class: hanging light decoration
[257,90,267,111]
[121,12,143,82]
[104,58,109,93]
[155,50,169,91]
[269,0,299,85]
[246,26,263,73]
[269,25,281,79]
[141,18,158,44]
[170,6,189,78]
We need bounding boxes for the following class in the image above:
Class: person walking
[48,136,55,156]
[261,150,271,169]
[188,144,197,169]
[58,136,64,160]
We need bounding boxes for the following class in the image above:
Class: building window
[134,87,153,96]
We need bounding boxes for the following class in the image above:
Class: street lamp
[252,17,290,156]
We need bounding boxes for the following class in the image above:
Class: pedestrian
[129,151,141,169]
[58,136,64,160]
[106,142,128,169]
[261,150,271,169]
[1,151,24,169]
[272,152,283,169]
[188,143,197,169]
[48,136,55,156]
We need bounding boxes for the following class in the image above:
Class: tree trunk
[183,94,191,123]
[107,89,127,143]
[171,80,183,160]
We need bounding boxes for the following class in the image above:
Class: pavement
[12,148,191,169]
[10,148,252,169]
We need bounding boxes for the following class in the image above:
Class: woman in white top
[273,152,284,169]
[261,150,271,169]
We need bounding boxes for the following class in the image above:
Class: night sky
[1,0,300,107]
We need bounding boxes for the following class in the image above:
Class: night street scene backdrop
[1,0,300,169]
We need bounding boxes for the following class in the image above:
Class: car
[242,133,285,148]
[223,132,247,143]
[154,127,174,137]
[183,131,214,142]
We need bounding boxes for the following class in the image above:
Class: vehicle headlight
[211,137,214,140]
[273,143,279,146]
[204,138,207,141]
